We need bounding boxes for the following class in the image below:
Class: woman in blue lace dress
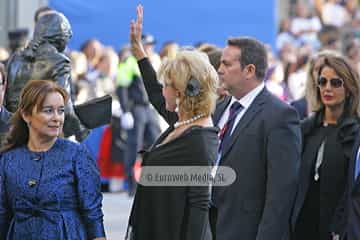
[0,80,106,239]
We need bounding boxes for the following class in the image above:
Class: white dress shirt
[217,82,265,135]
[212,82,265,175]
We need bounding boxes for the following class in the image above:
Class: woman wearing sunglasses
[292,54,360,239]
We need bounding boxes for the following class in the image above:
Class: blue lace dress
[0,138,106,239]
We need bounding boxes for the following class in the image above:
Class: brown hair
[306,55,360,117]
[207,48,222,71]
[2,80,68,152]
[227,37,268,80]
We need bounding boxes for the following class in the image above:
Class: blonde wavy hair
[306,53,360,117]
[158,50,218,119]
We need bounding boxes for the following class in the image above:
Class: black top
[292,111,359,240]
[127,125,219,240]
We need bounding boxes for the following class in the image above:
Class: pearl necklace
[174,113,206,128]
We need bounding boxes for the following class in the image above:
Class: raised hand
[130,5,147,60]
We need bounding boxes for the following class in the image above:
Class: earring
[27,121,31,127]
[175,98,180,113]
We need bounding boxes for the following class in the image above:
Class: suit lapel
[220,89,268,159]
[212,96,232,126]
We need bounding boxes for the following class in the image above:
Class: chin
[165,104,176,112]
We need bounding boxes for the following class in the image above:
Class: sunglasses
[317,76,344,88]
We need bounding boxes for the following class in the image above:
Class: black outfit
[330,129,360,240]
[292,111,359,240]
[137,58,301,240]
[126,126,218,240]
[290,97,308,120]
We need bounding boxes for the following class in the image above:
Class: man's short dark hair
[0,63,6,85]
[227,37,268,81]
[34,6,53,23]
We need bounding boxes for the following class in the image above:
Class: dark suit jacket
[332,130,360,240]
[290,97,308,120]
[212,89,301,240]
[137,58,301,240]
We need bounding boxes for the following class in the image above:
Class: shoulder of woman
[184,125,218,138]
[0,146,22,165]
[337,116,360,144]
[56,138,86,153]
[300,112,319,135]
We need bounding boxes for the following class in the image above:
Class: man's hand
[130,5,147,60]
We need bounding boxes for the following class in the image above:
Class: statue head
[33,12,72,52]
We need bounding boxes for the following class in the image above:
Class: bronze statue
[5,12,90,141]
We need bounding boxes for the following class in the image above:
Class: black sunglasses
[317,76,344,88]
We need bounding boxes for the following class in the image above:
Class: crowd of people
[0,0,360,239]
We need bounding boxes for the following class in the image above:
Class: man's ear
[245,64,256,79]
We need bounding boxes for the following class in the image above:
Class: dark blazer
[212,89,301,240]
[137,58,302,240]
[332,130,360,240]
[346,131,360,240]
[290,97,308,120]
[291,112,359,239]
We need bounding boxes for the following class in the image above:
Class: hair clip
[185,78,201,97]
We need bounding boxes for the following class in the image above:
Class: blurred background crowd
[0,0,360,194]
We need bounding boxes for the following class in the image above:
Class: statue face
[55,37,69,52]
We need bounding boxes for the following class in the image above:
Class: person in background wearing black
[292,54,360,240]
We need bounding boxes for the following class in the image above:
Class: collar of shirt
[218,82,265,131]
[232,82,265,110]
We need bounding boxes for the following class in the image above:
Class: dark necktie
[212,102,243,207]
[218,102,243,154]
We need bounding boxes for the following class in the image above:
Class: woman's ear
[20,110,30,125]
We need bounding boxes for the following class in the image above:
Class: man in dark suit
[210,37,301,240]
[331,131,360,240]
[290,96,308,120]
